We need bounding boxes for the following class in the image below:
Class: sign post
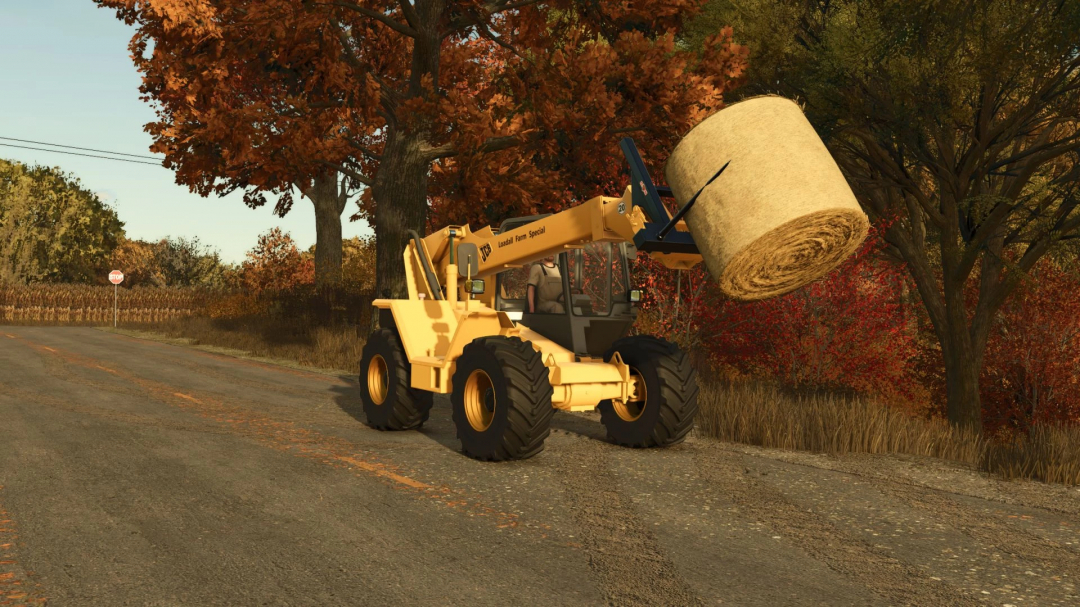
[109,270,124,327]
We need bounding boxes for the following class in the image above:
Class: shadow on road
[549,410,609,443]
[327,375,613,455]
[327,382,465,453]
[415,403,470,452]
[328,375,366,425]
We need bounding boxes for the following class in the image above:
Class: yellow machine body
[373,187,699,412]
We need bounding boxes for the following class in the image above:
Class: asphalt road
[1,327,1078,606]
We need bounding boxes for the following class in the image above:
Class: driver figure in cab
[527,255,564,314]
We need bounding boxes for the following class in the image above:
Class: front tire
[360,328,433,430]
[451,337,554,461]
[598,335,698,448]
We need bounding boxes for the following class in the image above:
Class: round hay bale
[664,95,869,300]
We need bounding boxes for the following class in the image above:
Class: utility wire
[0,136,162,161]
[0,143,164,167]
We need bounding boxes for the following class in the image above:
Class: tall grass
[695,379,985,462]
[982,424,1080,486]
[695,378,1080,485]
[151,315,365,374]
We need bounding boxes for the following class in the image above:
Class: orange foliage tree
[340,236,377,294]
[241,228,315,295]
[96,0,747,300]
[108,237,160,287]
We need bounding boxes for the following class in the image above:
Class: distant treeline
[0,158,375,293]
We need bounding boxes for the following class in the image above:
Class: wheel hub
[367,354,389,405]
[464,369,496,431]
[614,368,646,422]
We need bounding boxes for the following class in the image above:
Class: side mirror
[457,243,480,277]
[628,289,644,303]
[465,279,486,295]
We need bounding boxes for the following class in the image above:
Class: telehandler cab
[359,139,719,460]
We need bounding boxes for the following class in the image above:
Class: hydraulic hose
[408,229,444,300]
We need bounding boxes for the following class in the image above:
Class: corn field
[0,284,218,325]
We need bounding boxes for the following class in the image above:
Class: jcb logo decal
[480,243,492,262]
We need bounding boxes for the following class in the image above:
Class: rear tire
[598,335,698,447]
[360,328,433,430]
[451,336,554,461]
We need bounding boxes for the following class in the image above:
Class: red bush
[981,259,1080,433]
[634,229,920,404]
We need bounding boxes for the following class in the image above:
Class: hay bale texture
[664,95,869,300]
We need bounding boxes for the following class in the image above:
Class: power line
[0,136,162,161]
[0,143,164,167]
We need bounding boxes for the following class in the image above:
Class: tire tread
[600,335,698,448]
[452,336,554,461]
[361,328,433,431]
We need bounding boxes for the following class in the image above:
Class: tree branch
[397,0,419,29]
[422,131,543,161]
[327,17,402,118]
[1007,198,1080,279]
[888,220,948,336]
[1003,193,1059,247]
[442,0,542,36]
[954,196,1021,279]
[840,132,946,229]
[990,133,1080,173]
[321,161,373,187]
[346,138,383,161]
[473,18,519,54]
[328,1,417,38]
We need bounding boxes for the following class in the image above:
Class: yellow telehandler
[360,139,718,460]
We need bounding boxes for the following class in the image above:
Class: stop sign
[109,270,124,285]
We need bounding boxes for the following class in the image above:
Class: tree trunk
[372,134,430,300]
[940,329,984,433]
[370,0,444,302]
[309,172,347,288]
[936,260,995,434]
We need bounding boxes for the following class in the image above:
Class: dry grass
[696,378,1080,485]
[695,379,985,462]
[982,424,1080,486]
[147,315,365,374]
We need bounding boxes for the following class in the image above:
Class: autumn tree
[109,236,234,288]
[153,236,233,288]
[306,236,377,293]
[96,0,747,299]
[241,228,315,295]
[109,237,160,287]
[0,158,124,284]
[690,0,1080,432]
[634,229,918,404]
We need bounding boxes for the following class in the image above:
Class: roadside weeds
[695,380,1080,485]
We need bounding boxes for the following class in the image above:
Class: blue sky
[0,1,372,265]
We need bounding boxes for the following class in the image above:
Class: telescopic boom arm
[405,139,706,303]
